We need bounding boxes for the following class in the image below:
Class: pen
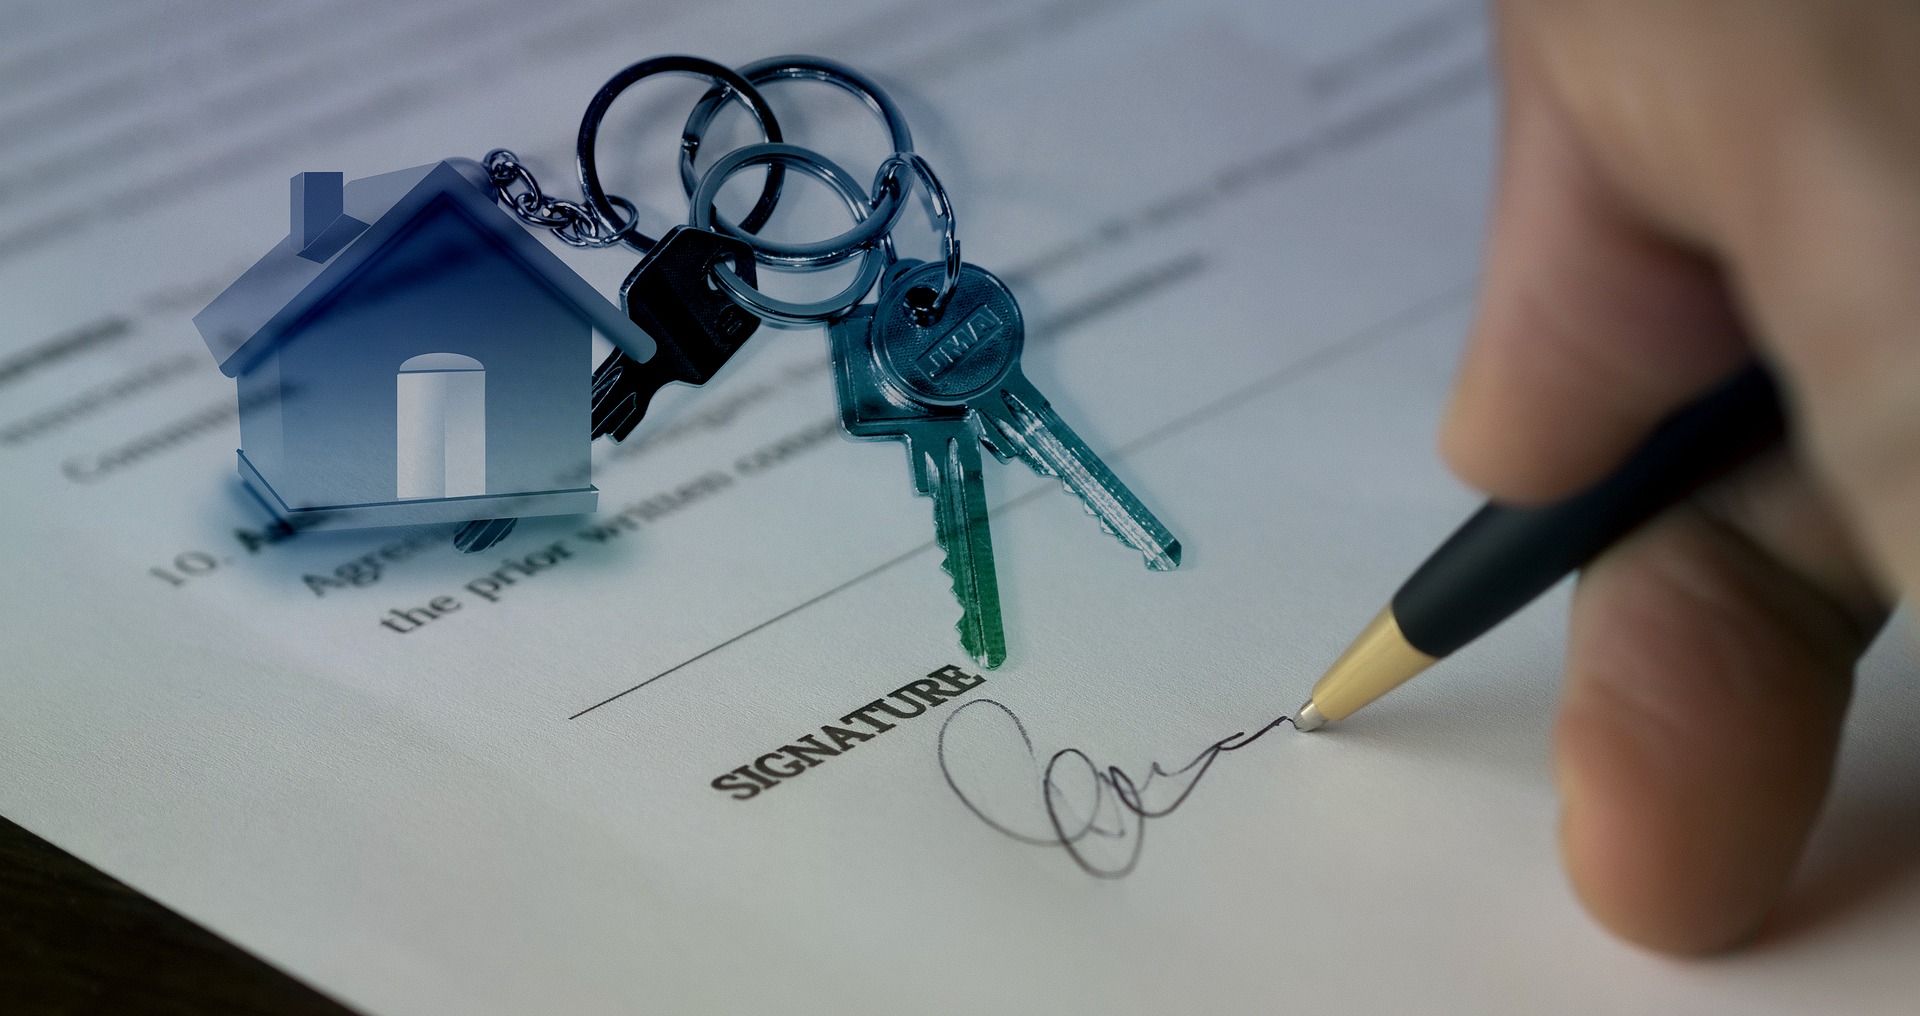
[1294,363,1787,732]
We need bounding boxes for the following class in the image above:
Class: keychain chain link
[482,149,634,249]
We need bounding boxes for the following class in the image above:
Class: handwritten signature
[936,698,1296,878]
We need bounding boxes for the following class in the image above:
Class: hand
[1448,0,1920,953]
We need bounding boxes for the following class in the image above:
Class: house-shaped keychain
[195,160,655,552]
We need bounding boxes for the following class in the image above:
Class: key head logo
[876,262,1023,406]
[713,300,754,345]
[915,304,1005,377]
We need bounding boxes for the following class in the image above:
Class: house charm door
[396,353,486,500]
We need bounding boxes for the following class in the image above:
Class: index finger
[1441,42,1750,504]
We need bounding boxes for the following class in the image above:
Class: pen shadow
[1317,674,1560,782]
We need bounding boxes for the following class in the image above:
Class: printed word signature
[936,698,1295,878]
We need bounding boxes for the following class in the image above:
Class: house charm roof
[190,159,650,550]
[194,159,654,377]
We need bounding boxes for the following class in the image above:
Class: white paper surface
[4,2,1919,1014]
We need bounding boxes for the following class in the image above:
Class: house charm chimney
[290,171,368,263]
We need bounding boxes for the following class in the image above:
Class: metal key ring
[680,55,913,269]
[690,143,887,325]
[576,55,785,254]
[871,153,961,323]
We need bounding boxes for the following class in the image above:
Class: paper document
[3,2,1918,1013]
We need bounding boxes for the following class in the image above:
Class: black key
[591,226,761,441]
[454,517,518,553]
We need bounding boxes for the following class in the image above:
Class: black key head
[592,226,761,441]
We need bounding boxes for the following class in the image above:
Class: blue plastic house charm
[195,161,655,550]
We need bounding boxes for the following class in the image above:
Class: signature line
[567,281,1475,720]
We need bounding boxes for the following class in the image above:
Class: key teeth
[988,399,1182,572]
[940,548,1005,669]
[925,434,1006,669]
[1053,473,1182,570]
[590,355,633,441]
[591,394,639,442]
[591,352,627,394]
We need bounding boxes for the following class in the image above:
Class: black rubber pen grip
[1391,364,1787,659]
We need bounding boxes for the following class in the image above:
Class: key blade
[916,424,1007,668]
[590,350,658,442]
[983,375,1181,571]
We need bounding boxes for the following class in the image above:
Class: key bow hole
[702,255,727,291]
[905,285,942,326]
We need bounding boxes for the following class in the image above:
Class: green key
[830,304,1005,668]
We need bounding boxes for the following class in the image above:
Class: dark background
[0,816,352,1015]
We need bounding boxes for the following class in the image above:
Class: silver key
[870,260,1182,571]
[831,306,1007,667]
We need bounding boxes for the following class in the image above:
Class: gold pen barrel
[1297,607,1438,729]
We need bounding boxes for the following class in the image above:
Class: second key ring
[691,143,888,325]
[681,55,914,269]
[577,55,785,254]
